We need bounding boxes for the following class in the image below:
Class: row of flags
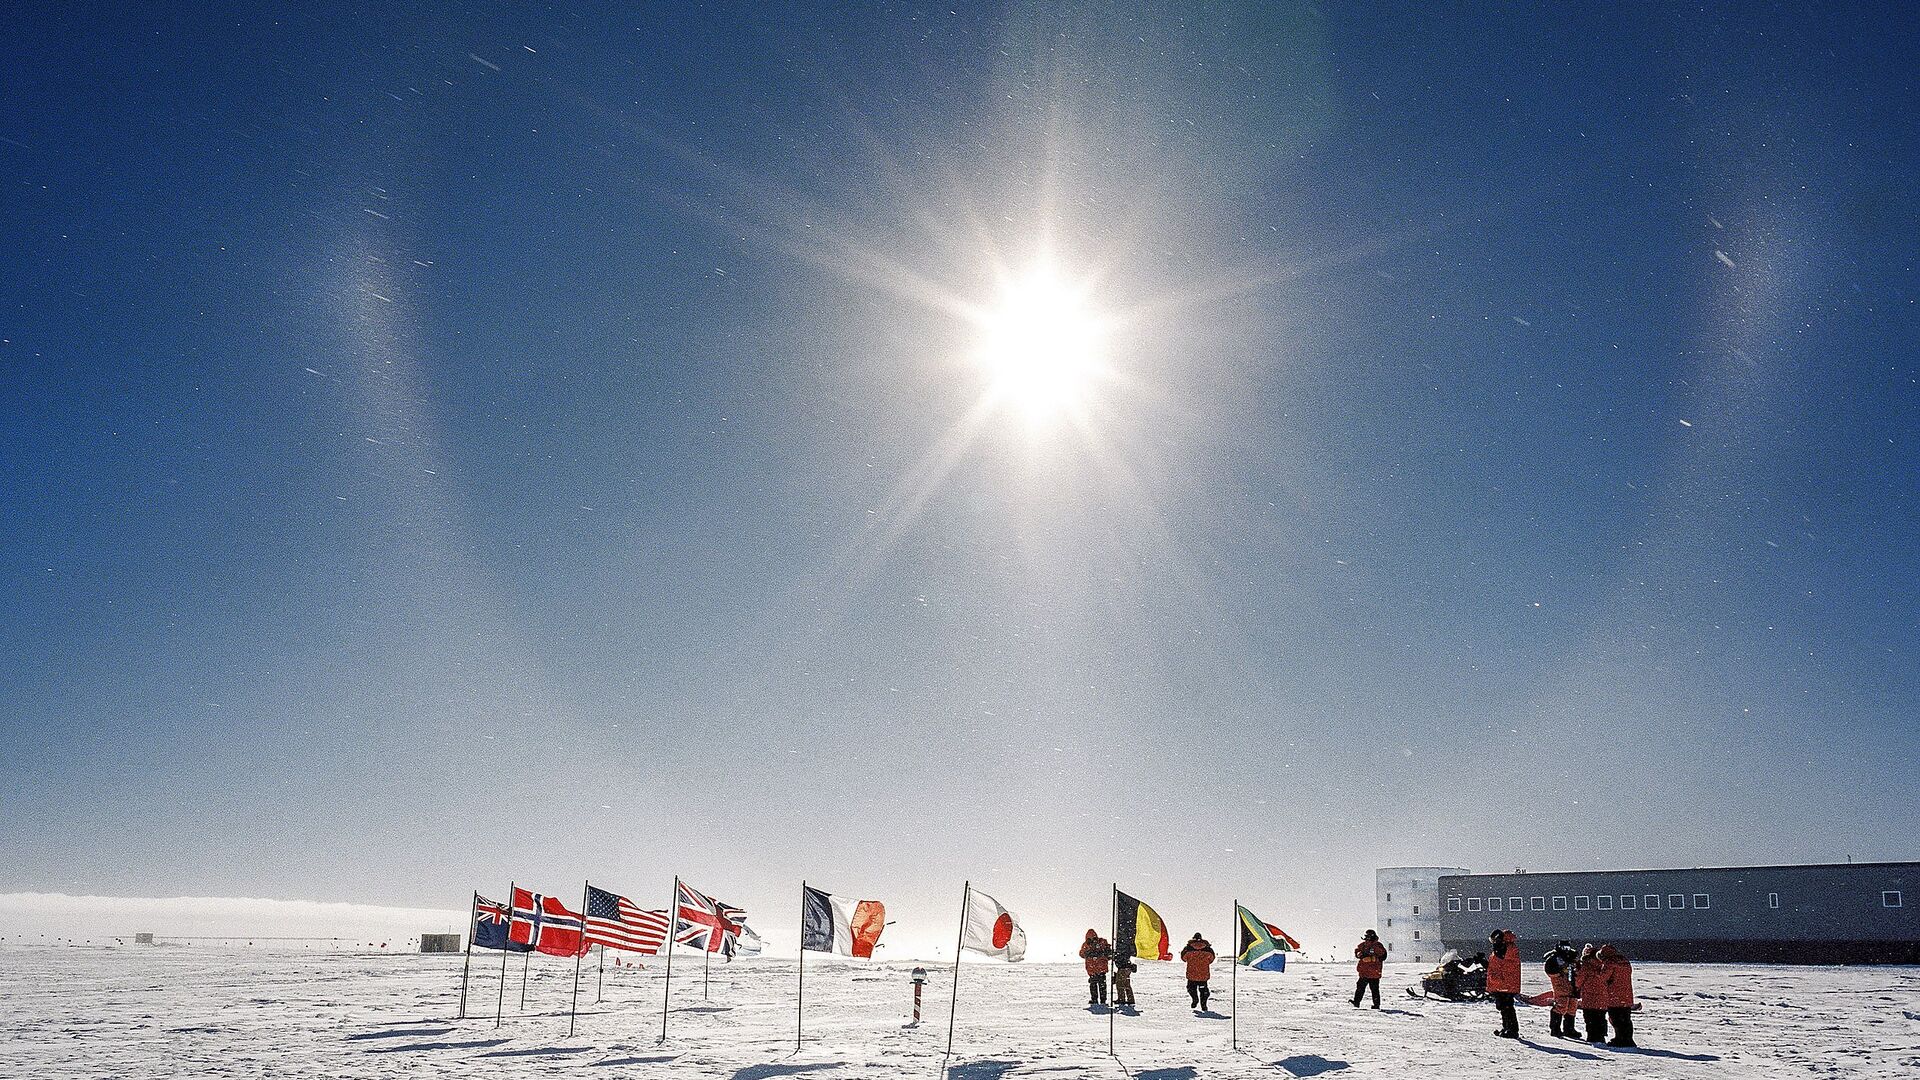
[470,884,1299,968]
[469,881,763,963]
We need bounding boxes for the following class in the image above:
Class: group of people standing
[1079,930,1219,1012]
[1353,928,1640,1047]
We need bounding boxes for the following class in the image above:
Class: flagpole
[945,880,969,1057]
[520,945,531,1010]
[495,882,514,1027]
[703,936,711,1001]
[660,876,679,1043]
[458,890,477,1020]
[795,880,806,1054]
[568,881,589,1036]
[1108,882,1117,1058]
[1231,898,1238,1051]
[596,947,605,1004]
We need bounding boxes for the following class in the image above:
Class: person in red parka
[1573,942,1609,1043]
[1352,929,1387,1008]
[1543,941,1579,1039]
[1486,929,1522,1038]
[1080,930,1112,1006]
[1597,944,1637,1047]
[1181,933,1217,1011]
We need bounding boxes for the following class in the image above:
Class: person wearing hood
[1597,943,1637,1047]
[1543,941,1579,1039]
[1180,933,1217,1011]
[1111,955,1136,1008]
[1574,943,1609,1043]
[1486,929,1522,1038]
[1079,930,1113,1006]
[1352,929,1387,1009]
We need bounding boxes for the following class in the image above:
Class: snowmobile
[1410,949,1489,1002]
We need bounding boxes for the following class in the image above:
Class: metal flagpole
[1108,883,1117,1058]
[568,881,590,1036]
[1231,898,1238,1050]
[795,880,806,1054]
[659,876,679,1042]
[596,947,605,1004]
[495,882,514,1027]
[945,881,969,1057]
[520,945,531,1010]
[458,890,477,1020]
[703,935,711,1000]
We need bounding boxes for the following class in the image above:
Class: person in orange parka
[1485,929,1522,1039]
[1080,930,1113,1006]
[1351,929,1387,1009]
[1574,942,1610,1043]
[1542,941,1579,1039]
[1598,944,1638,1047]
[1181,933,1217,1012]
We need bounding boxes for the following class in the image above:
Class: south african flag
[1236,905,1302,972]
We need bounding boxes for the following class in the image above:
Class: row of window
[1444,890,1904,914]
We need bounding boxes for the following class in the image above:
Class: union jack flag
[510,886,587,957]
[583,885,669,955]
[674,880,740,954]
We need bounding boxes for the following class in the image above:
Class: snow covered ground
[2,946,1916,1078]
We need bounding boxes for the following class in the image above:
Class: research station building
[1417,861,1918,964]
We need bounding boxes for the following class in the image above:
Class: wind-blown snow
[3,947,1915,1078]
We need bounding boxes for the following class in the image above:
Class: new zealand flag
[473,894,529,952]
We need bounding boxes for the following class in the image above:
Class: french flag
[800,885,886,958]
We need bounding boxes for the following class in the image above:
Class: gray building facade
[1436,861,1918,964]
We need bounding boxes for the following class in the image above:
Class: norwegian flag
[583,885,669,955]
[673,880,740,954]
[509,886,588,957]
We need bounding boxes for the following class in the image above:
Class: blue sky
[2,2,1915,957]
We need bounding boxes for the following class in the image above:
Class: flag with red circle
[960,885,1027,962]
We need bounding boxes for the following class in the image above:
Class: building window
[1414,931,1421,940]
[1386,918,1393,927]
[1530,897,1545,912]
[1509,896,1524,910]
[1668,894,1686,909]
[1552,896,1567,911]
[1621,895,1637,910]
[1886,891,1905,909]
[1645,895,1660,910]
[1768,893,1780,909]
[1574,896,1589,911]
[1386,892,1391,902]
[1597,895,1613,911]
[1413,906,1420,915]
[1447,898,1461,913]
[1488,898,1503,912]
[1468,898,1482,912]
[1693,894,1710,909]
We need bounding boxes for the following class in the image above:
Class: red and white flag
[674,879,740,954]
[960,885,1027,962]
[509,886,588,957]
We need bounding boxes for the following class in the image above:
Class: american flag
[583,885,668,954]
[674,879,740,954]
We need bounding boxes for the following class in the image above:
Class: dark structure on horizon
[1433,861,1917,964]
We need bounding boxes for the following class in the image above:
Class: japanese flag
[960,886,1027,962]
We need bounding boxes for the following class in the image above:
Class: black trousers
[1606,1007,1635,1046]
[1583,1008,1609,1041]
[1088,974,1107,1003]
[1187,979,1210,1009]
[1491,991,1518,1035]
[1352,977,1380,1007]
[1550,1011,1576,1036]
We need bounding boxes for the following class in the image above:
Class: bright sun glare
[971,262,1110,422]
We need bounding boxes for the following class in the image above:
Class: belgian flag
[1113,889,1171,961]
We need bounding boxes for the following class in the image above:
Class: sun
[970,261,1110,422]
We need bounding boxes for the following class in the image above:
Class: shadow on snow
[1271,1054,1351,1077]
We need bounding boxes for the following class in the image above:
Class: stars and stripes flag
[509,886,588,957]
[583,885,669,955]
[673,880,740,954]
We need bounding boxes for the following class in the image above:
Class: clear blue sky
[3,2,1915,957]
